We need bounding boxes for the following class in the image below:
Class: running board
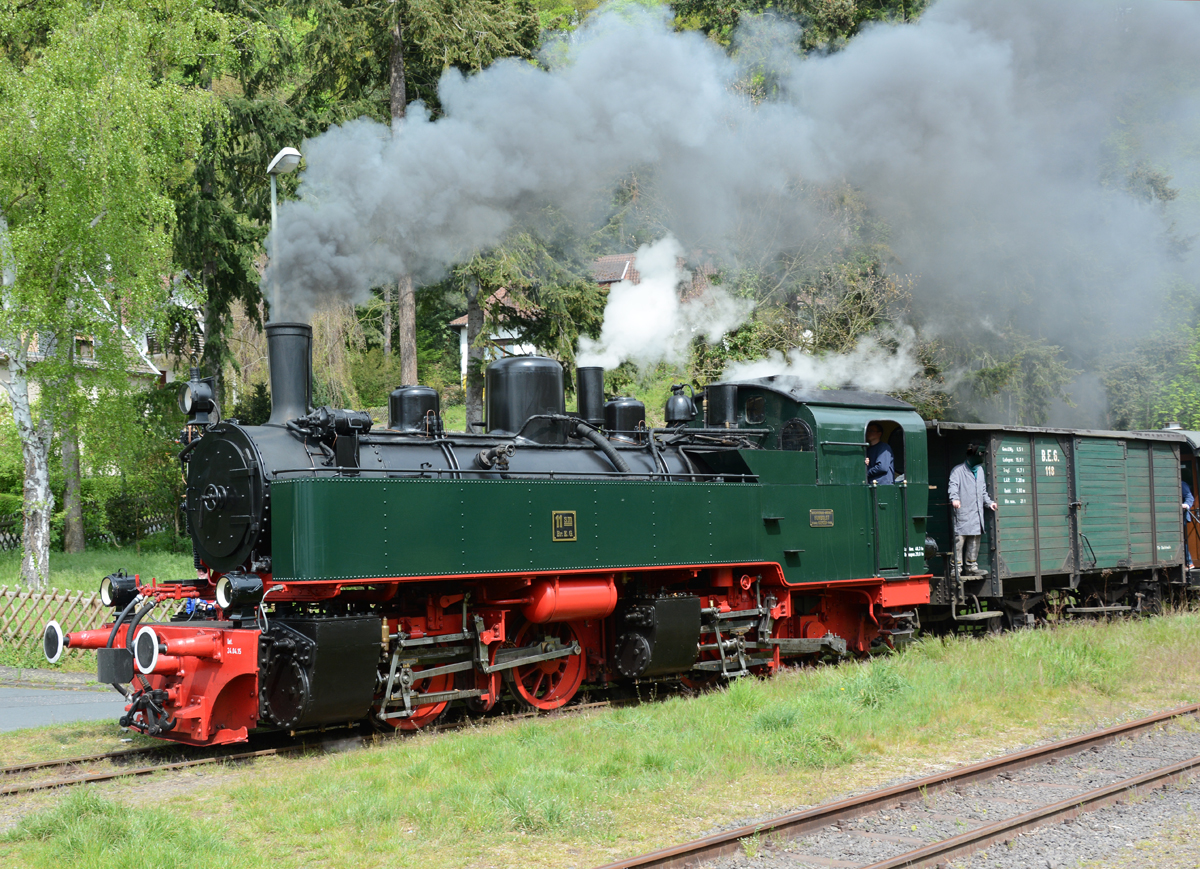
[1066,605,1132,614]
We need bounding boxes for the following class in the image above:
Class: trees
[287,0,540,386]
[0,2,222,586]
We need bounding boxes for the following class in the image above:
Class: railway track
[0,699,618,797]
[596,702,1200,869]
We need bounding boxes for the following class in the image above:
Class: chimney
[576,366,605,428]
[266,322,313,425]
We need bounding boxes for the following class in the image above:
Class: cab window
[780,418,814,451]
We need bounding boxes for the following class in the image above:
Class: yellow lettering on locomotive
[552,510,577,541]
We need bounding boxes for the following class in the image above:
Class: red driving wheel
[507,621,584,711]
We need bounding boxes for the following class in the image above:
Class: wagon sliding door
[1151,443,1184,568]
[992,434,1072,590]
[1033,436,1072,585]
[1074,438,1131,572]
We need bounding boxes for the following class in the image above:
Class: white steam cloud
[722,328,922,393]
[577,236,751,369]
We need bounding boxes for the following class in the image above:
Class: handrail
[268,467,759,482]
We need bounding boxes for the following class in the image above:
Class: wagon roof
[928,420,1191,444]
[1145,429,1200,450]
[724,376,916,411]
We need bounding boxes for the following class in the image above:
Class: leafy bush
[230,382,271,426]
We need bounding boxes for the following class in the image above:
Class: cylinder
[605,397,645,443]
[389,385,440,433]
[485,356,565,437]
[266,322,313,425]
[55,626,118,652]
[162,633,222,659]
[521,577,618,624]
[706,383,738,428]
[576,367,605,427]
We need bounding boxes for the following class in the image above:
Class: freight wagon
[926,423,1196,628]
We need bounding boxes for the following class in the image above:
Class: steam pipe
[513,413,632,473]
[572,419,632,473]
[266,322,313,425]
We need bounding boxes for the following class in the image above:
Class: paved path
[0,686,127,732]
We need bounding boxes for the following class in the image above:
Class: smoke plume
[577,236,752,369]
[267,1,1200,417]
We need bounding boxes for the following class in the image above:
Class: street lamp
[267,147,302,318]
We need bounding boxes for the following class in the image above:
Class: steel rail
[1,747,291,796]
[863,753,1200,869]
[1,744,166,777]
[592,702,1200,869]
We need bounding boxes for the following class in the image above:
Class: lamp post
[267,147,302,319]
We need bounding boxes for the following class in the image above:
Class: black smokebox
[266,322,313,425]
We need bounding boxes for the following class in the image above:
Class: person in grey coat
[948,444,998,576]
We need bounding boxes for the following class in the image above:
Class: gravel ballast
[701,720,1200,868]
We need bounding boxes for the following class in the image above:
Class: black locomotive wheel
[506,621,584,711]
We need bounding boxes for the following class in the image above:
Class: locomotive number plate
[552,510,577,541]
[809,509,834,528]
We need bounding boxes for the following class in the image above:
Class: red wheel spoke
[509,621,584,711]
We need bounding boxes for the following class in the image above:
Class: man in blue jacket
[865,422,894,485]
[948,444,998,576]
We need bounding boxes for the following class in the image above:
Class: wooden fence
[0,510,176,551]
[0,587,187,657]
[0,515,19,552]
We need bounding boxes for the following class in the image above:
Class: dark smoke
[266,1,1200,412]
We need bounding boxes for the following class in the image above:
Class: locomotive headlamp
[215,572,264,610]
[178,367,217,426]
[99,571,138,610]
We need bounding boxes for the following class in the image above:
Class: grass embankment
[0,548,196,671]
[0,548,196,595]
[5,615,1200,868]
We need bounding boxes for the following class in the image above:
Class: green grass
[0,546,195,595]
[7,615,1200,869]
[441,403,467,431]
[4,789,237,868]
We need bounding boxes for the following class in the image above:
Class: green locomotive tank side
[270,386,931,588]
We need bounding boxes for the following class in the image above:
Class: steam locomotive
[42,323,1200,745]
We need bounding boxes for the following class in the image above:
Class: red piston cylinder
[65,627,122,650]
[147,655,183,675]
[521,577,617,624]
[163,634,221,659]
